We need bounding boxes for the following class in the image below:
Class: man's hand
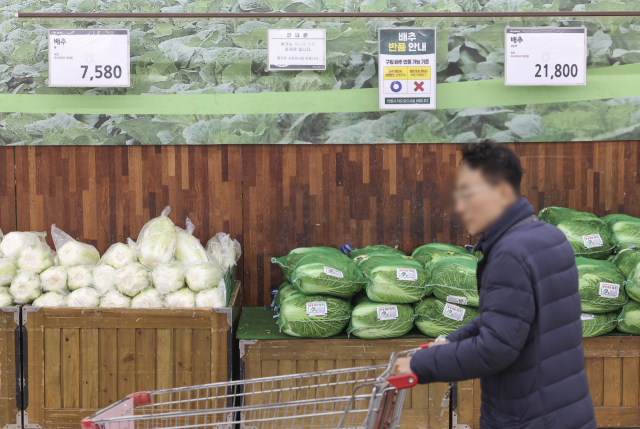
[389,341,450,377]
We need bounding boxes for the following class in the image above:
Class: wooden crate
[0,307,20,429]
[22,282,242,429]
[239,337,449,429]
[452,336,640,429]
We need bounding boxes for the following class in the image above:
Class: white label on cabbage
[598,282,620,299]
[582,234,603,249]
[581,313,596,321]
[306,301,327,316]
[446,295,468,305]
[442,303,465,322]
[377,305,399,321]
[323,266,344,278]
[397,268,418,281]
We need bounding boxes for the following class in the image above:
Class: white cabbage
[135,207,176,269]
[175,228,210,263]
[0,259,18,287]
[131,288,165,308]
[66,287,101,308]
[0,291,12,306]
[52,224,100,267]
[185,262,225,292]
[206,233,241,271]
[67,265,94,291]
[195,285,226,308]
[100,290,132,308]
[165,288,196,308]
[92,264,117,294]
[10,272,41,304]
[115,263,151,297]
[101,243,137,269]
[17,243,54,274]
[151,262,185,294]
[40,266,68,293]
[33,292,67,307]
[0,231,46,259]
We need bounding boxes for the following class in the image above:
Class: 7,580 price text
[80,65,124,81]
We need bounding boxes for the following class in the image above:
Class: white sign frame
[504,27,587,87]
[267,28,326,71]
[48,29,131,88]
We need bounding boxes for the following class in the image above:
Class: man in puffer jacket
[391,143,595,429]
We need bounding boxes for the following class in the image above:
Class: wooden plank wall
[0,308,18,428]
[1,141,638,306]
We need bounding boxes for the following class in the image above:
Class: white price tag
[48,29,130,87]
[267,29,326,71]
[442,303,466,322]
[323,266,344,278]
[397,268,418,281]
[377,306,399,321]
[581,313,596,321]
[598,282,620,299]
[504,27,586,86]
[306,301,328,316]
[446,295,468,305]
[378,28,437,110]
[582,234,604,249]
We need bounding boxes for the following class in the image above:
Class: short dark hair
[461,142,523,195]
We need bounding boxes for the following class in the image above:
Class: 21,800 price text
[534,64,578,79]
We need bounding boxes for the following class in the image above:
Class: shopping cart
[81,343,446,429]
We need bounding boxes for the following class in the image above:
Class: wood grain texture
[242,141,640,306]
[0,308,18,428]
[0,148,16,234]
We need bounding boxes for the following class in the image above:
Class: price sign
[504,27,586,86]
[48,29,130,87]
[267,29,326,71]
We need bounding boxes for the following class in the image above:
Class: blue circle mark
[390,81,402,92]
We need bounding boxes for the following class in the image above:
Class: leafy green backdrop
[2,0,640,144]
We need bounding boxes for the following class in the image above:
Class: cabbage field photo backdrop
[3,0,640,144]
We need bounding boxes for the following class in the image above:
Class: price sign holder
[48,29,130,87]
[505,27,587,86]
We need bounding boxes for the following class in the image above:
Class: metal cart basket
[82,344,437,429]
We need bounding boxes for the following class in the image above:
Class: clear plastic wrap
[66,287,101,308]
[67,265,95,291]
[52,224,100,267]
[40,266,68,294]
[92,264,117,294]
[16,234,55,274]
[115,262,152,297]
[174,218,210,263]
[195,279,226,308]
[132,207,177,269]
[131,288,165,308]
[0,231,48,260]
[185,260,225,292]
[99,289,132,308]
[206,232,242,272]
[151,262,185,295]
[0,289,13,306]
[33,291,67,307]
[164,288,196,308]
[100,242,137,270]
[9,271,42,304]
[0,258,18,287]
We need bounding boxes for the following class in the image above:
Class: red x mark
[414,81,424,92]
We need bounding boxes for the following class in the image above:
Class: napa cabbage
[347,296,414,339]
[278,294,351,338]
[290,253,365,299]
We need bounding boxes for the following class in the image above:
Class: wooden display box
[21,281,242,429]
[239,337,450,429]
[0,307,20,429]
[453,336,640,428]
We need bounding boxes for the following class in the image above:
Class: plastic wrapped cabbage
[356,254,429,304]
[0,289,12,306]
[67,265,94,291]
[66,287,101,308]
[101,243,137,269]
[207,232,242,271]
[347,296,414,339]
[52,225,100,267]
[611,249,640,278]
[17,238,54,274]
[602,214,640,249]
[165,288,196,308]
[273,282,299,311]
[10,271,41,304]
[412,243,470,267]
[0,231,47,260]
[185,262,225,292]
[0,258,18,287]
[414,297,480,337]
[40,266,67,293]
[278,294,351,338]
[581,312,618,338]
[290,253,365,299]
[92,264,117,294]
[99,289,132,308]
[175,218,210,263]
[195,284,226,308]
[271,247,344,280]
[134,207,177,269]
[115,263,151,297]
[618,300,640,334]
[576,257,627,313]
[151,262,185,295]
[33,292,67,307]
[131,288,165,308]
[348,245,405,260]
[426,254,479,307]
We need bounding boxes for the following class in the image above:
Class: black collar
[474,197,536,256]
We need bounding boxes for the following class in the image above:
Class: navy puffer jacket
[410,197,595,429]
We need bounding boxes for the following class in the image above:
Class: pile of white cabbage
[0,207,234,309]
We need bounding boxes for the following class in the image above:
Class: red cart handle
[386,374,419,389]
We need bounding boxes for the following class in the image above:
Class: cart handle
[386,373,419,389]
[127,391,152,406]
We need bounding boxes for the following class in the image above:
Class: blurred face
[454,163,519,236]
